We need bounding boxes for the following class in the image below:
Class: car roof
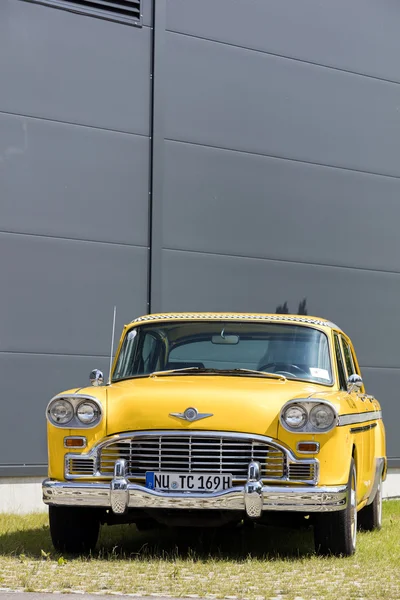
[129,312,341,331]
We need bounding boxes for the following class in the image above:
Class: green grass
[0,501,399,599]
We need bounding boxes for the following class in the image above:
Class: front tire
[313,459,357,556]
[135,517,159,532]
[358,472,382,531]
[49,506,100,554]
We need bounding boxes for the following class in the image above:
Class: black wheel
[221,520,244,530]
[49,506,100,554]
[313,459,357,556]
[135,518,158,532]
[358,472,382,531]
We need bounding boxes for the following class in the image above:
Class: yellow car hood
[105,375,323,438]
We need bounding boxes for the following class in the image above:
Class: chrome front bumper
[43,460,347,517]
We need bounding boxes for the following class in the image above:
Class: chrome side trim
[338,410,382,427]
[43,479,347,513]
[350,423,377,434]
[63,430,319,485]
[366,457,385,506]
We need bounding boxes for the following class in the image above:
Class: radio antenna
[107,306,117,385]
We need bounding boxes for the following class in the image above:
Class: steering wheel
[258,362,309,377]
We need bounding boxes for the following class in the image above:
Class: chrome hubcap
[350,471,357,548]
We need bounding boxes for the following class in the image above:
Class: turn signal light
[64,437,87,448]
[297,441,320,453]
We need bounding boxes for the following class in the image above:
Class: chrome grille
[99,434,286,481]
[66,457,95,476]
[288,462,316,481]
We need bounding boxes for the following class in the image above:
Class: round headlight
[309,404,336,431]
[49,399,74,425]
[282,404,307,429]
[76,401,99,424]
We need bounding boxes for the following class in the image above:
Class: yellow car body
[43,313,386,556]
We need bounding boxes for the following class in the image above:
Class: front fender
[278,423,354,486]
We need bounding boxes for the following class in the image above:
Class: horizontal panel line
[167,29,400,89]
[361,366,400,371]
[0,351,109,359]
[165,138,400,182]
[0,229,149,250]
[0,464,47,468]
[163,246,400,278]
[0,109,150,138]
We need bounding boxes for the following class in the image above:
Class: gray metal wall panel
[2,0,400,472]
[0,1,152,473]
[0,114,150,246]
[142,0,152,26]
[163,141,400,273]
[166,0,400,84]
[162,250,400,460]
[0,233,148,355]
[161,250,399,372]
[0,353,109,467]
[0,0,151,135]
[164,33,400,178]
[362,368,400,461]
[160,7,400,463]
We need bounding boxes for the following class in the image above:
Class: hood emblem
[169,407,213,422]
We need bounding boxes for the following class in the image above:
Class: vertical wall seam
[148,0,166,313]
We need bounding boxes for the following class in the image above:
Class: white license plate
[145,472,232,492]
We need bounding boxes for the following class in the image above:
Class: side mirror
[90,369,104,386]
[347,373,363,394]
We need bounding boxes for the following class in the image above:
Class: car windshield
[112,321,332,385]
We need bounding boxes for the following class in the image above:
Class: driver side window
[341,336,356,379]
[334,333,347,391]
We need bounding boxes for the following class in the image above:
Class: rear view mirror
[211,330,239,345]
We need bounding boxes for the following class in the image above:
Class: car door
[340,334,375,501]
[333,332,366,502]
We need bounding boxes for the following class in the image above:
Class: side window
[334,333,347,391]
[341,336,356,378]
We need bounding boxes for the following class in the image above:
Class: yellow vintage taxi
[43,313,386,556]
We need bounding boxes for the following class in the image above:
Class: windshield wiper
[112,374,151,382]
[224,368,287,380]
[151,367,286,381]
[113,368,216,382]
[150,367,206,377]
